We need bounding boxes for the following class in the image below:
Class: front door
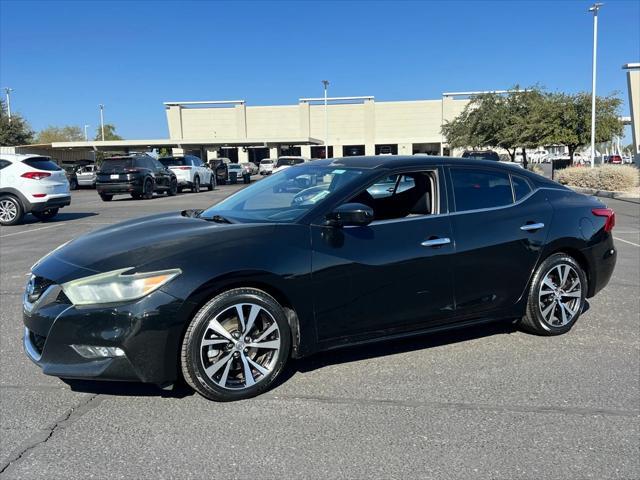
[311,169,455,341]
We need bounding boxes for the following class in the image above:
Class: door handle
[520,222,544,231]
[421,237,451,247]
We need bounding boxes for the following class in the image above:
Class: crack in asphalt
[0,394,101,476]
[261,393,640,418]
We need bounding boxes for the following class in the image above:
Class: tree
[0,99,34,146]
[541,92,623,161]
[94,124,123,141]
[36,125,85,143]
[441,87,545,165]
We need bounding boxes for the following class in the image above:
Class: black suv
[461,150,500,161]
[96,155,177,201]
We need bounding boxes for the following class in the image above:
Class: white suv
[158,155,214,193]
[0,153,71,225]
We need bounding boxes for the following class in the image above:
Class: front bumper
[23,287,185,384]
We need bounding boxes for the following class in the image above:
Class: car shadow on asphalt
[20,212,99,225]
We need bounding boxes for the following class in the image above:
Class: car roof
[308,155,518,169]
[0,153,51,162]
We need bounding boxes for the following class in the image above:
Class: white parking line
[614,236,640,247]
[0,223,64,238]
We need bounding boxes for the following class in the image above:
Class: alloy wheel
[0,199,18,222]
[199,303,281,390]
[537,263,582,327]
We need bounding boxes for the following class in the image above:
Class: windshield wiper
[205,214,233,224]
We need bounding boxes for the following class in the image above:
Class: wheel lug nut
[245,337,251,343]
[233,351,240,358]
[244,348,248,353]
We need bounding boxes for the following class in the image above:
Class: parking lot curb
[568,186,640,203]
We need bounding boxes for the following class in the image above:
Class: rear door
[447,167,552,318]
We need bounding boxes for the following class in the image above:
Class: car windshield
[276,158,302,167]
[200,165,365,223]
[159,157,185,167]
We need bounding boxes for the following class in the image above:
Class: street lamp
[3,87,14,122]
[589,3,603,168]
[84,124,90,141]
[99,104,105,141]
[322,80,329,158]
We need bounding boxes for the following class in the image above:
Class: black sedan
[23,156,617,401]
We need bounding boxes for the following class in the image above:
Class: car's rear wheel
[142,179,153,199]
[0,196,24,226]
[521,253,587,335]
[32,208,59,221]
[168,178,178,196]
[181,288,291,401]
[192,176,200,193]
[99,193,113,202]
[207,176,214,191]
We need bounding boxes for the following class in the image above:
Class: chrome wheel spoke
[246,356,270,376]
[218,355,234,387]
[207,317,235,342]
[542,277,557,290]
[561,290,582,298]
[539,263,582,327]
[235,304,246,331]
[558,301,568,325]
[253,323,277,343]
[205,352,234,378]
[541,301,556,322]
[539,288,555,296]
[240,353,256,387]
[202,338,231,347]
[243,304,261,336]
[246,339,280,350]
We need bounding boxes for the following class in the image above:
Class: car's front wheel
[521,253,587,335]
[168,178,178,196]
[181,288,291,401]
[192,176,200,193]
[142,179,153,199]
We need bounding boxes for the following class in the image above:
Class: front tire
[520,253,587,335]
[207,176,214,191]
[142,179,153,199]
[0,195,24,226]
[181,288,291,401]
[168,178,178,196]
[192,176,200,193]
[32,208,59,221]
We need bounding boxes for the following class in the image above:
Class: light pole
[99,104,105,141]
[589,3,603,168]
[322,80,329,158]
[84,124,90,141]
[3,87,13,122]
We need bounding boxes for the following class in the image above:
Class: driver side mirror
[326,203,374,227]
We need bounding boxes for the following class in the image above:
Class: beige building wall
[166,97,470,157]
[626,68,640,160]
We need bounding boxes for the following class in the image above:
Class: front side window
[348,171,435,221]
[200,165,364,223]
[0,159,10,170]
[451,168,513,212]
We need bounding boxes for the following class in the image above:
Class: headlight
[61,268,181,306]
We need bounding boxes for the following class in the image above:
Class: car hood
[33,211,273,283]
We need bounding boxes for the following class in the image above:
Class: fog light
[71,345,125,359]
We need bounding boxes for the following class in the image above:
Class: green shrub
[555,165,639,191]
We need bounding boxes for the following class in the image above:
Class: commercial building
[623,63,640,162]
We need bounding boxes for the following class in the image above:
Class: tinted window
[159,157,186,167]
[0,159,10,170]
[191,157,203,166]
[22,157,61,171]
[512,175,533,201]
[101,158,133,171]
[451,168,513,212]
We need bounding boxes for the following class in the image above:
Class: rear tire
[168,178,178,196]
[520,253,587,336]
[192,176,200,193]
[0,195,24,226]
[142,179,153,199]
[99,193,113,202]
[32,208,59,221]
[208,176,214,191]
[181,288,291,402]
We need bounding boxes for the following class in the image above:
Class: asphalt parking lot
[0,184,638,480]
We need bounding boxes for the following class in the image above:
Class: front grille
[29,330,47,355]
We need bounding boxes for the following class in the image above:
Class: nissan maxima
[23,156,617,401]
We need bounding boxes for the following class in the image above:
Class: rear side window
[22,157,61,171]
[512,175,533,201]
[451,168,513,212]
[0,159,10,170]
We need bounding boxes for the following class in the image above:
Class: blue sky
[1,0,638,140]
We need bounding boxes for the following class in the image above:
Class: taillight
[175,166,191,170]
[21,172,51,180]
[32,193,47,198]
[592,208,615,232]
